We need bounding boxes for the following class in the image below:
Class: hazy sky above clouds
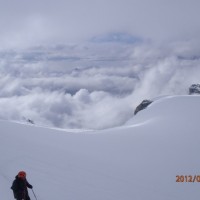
[0,0,200,47]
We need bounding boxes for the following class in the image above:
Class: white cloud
[1,0,200,129]
[0,39,200,129]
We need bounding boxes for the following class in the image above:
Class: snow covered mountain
[1,95,200,200]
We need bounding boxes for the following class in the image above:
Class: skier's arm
[26,180,33,189]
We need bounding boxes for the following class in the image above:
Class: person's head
[18,171,26,179]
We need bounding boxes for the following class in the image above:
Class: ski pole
[32,189,38,200]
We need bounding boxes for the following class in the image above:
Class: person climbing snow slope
[11,171,33,200]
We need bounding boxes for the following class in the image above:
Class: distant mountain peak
[90,32,142,44]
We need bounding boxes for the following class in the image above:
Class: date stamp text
[176,175,200,183]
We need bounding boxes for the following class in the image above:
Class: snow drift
[0,95,200,200]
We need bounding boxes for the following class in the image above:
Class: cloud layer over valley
[1,0,200,129]
[0,38,200,129]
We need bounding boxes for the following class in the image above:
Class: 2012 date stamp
[176,175,200,183]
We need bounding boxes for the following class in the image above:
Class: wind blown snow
[0,39,200,129]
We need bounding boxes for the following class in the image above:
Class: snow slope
[1,95,200,200]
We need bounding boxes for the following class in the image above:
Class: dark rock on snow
[134,100,153,115]
[189,84,200,95]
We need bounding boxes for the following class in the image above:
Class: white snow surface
[1,95,200,200]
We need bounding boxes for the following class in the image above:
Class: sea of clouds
[0,37,200,129]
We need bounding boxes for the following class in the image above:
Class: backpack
[11,179,18,199]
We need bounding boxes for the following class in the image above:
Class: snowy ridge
[126,95,200,125]
[1,95,200,200]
